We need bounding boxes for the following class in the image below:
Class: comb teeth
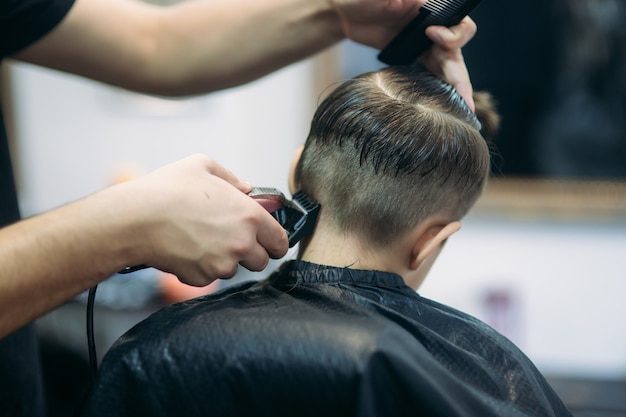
[425,0,465,11]
[423,0,482,22]
[425,0,463,13]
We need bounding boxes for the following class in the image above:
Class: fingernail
[240,180,253,191]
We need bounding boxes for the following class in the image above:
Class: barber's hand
[330,0,426,49]
[331,0,476,111]
[420,17,477,111]
[123,154,288,286]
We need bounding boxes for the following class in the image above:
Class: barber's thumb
[236,179,253,194]
[425,25,452,46]
[198,155,252,193]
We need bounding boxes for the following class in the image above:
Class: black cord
[74,285,99,417]
[86,285,98,384]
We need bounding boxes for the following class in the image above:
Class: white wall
[422,214,626,380]
[8,59,317,217]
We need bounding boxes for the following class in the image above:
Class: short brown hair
[295,67,499,247]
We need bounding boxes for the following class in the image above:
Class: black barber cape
[84,260,572,417]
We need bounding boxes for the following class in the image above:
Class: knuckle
[209,256,239,279]
[177,272,206,288]
[269,233,289,256]
[466,17,477,31]
[219,264,239,279]
[247,254,270,272]
[191,153,215,169]
[231,235,256,258]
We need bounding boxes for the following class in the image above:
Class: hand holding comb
[378,0,483,65]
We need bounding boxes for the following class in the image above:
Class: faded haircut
[295,66,500,247]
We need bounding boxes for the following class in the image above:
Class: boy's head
[292,67,499,249]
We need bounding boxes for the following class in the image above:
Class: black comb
[378,0,483,65]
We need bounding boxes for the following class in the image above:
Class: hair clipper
[248,187,320,248]
[119,187,319,274]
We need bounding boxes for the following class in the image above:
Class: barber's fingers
[216,196,288,275]
[207,188,288,276]
[447,64,474,112]
[256,208,289,260]
[424,16,477,50]
[431,47,475,112]
[197,154,253,194]
[176,207,288,285]
[420,17,476,111]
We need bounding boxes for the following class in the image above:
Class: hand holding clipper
[120,187,320,274]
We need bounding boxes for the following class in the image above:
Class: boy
[84,67,571,417]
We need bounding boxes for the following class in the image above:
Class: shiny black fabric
[85,260,572,417]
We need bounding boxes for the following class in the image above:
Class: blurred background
[1,0,625,415]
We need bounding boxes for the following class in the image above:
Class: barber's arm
[12,0,436,96]
[0,155,287,339]
[13,0,339,95]
[14,0,473,101]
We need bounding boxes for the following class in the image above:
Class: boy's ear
[288,145,304,194]
[409,221,461,270]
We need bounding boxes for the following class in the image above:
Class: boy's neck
[296,213,453,291]
[298,217,404,276]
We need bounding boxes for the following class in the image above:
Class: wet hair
[295,66,499,247]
